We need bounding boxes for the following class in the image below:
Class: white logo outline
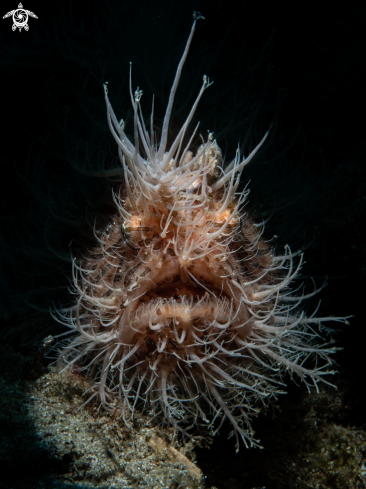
[3,3,38,31]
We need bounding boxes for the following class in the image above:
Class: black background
[1,0,365,487]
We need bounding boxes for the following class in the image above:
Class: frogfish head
[58,12,342,450]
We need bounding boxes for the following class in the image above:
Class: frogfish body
[58,13,340,449]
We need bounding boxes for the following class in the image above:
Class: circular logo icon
[12,7,28,31]
[3,3,38,32]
